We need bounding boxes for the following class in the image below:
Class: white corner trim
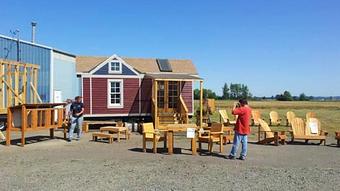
[107,79,124,108]
[90,77,93,115]
[81,74,141,79]
[50,49,54,102]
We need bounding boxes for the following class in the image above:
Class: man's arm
[77,108,84,116]
[232,107,244,115]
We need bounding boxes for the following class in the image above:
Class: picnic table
[159,124,198,155]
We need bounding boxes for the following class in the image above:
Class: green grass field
[193,100,340,137]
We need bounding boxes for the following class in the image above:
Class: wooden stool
[92,132,114,144]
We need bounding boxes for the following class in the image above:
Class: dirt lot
[1,130,340,191]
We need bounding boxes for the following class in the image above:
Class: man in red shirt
[227,99,252,160]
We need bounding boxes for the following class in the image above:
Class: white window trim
[107,79,124,108]
[108,61,122,74]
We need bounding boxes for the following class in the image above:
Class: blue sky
[1,0,340,96]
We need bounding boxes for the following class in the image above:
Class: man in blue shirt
[68,96,84,142]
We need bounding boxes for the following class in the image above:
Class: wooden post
[7,64,12,107]
[6,107,12,146]
[191,136,197,155]
[22,66,27,103]
[21,105,27,147]
[30,68,34,103]
[154,80,158,128]
[14,65,19,105]
[167,131,173,155]
[33,68,38,103]
[0,63,4,109]
[199,81,203,129]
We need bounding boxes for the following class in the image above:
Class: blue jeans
[69,116,83,140]
[230,132,248,157]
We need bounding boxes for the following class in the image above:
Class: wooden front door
[157,81,179,113]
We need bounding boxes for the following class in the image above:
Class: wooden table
[160,124,198,155]
[82,121,117,133]
[100,126,130,142]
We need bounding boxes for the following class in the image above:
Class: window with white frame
[109,61,122,73]
[108,79,123,107]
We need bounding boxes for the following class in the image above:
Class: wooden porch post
[199,81,203,128]
[154,80,158,128]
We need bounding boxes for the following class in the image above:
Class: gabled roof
[76,56,198,75]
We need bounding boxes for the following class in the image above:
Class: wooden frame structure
[6,103,66,147]
[0,59,41,114]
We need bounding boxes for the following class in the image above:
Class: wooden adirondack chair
[257,119,286,146]
[251,110,262,126]
[335,132,340,147]
[219,110,236,126]
[291,118,327,145]
[142,123,165,153]
[198,123,224,154]
[286,111,296,127]
[306,112,316,122]
[269,111,281,126]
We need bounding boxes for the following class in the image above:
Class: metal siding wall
[0,36,51,102]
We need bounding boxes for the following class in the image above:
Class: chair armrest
[210,132,223,135]
[143,132,160,135]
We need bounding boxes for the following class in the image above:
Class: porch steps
[158,112,181,124]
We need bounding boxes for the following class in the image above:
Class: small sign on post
[186,128,196,138]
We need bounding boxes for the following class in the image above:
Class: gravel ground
[0,130,339,191]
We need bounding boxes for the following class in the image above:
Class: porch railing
[178,96,189,124]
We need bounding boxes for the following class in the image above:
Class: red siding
[83,78,91,114]
[82,78,140,115]
[93,78,139,114]
[140,79,152,114]
[82,77,193,116]
[181,81,193,113]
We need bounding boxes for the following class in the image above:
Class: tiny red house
[76,54,202,124]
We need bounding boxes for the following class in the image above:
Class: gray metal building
[0,34,77,102]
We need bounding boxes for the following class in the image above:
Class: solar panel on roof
[156,59,172,72]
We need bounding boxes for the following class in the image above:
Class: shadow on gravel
[1,136,66,147]
[129,147,196,155]
[326,144,340,148]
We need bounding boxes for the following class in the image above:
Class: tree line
[194,83,252,100]
[194,83,313,101]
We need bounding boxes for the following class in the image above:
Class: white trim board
[84,113,151,117]
[81,74,141,79]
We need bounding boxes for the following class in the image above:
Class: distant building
[0,34,78,102]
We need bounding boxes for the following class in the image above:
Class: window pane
[110,62,120,71]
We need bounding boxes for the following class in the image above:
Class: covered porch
[146,73,204,129]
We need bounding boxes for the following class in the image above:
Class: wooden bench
[100,126,131,142]
[92,133,114,144]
